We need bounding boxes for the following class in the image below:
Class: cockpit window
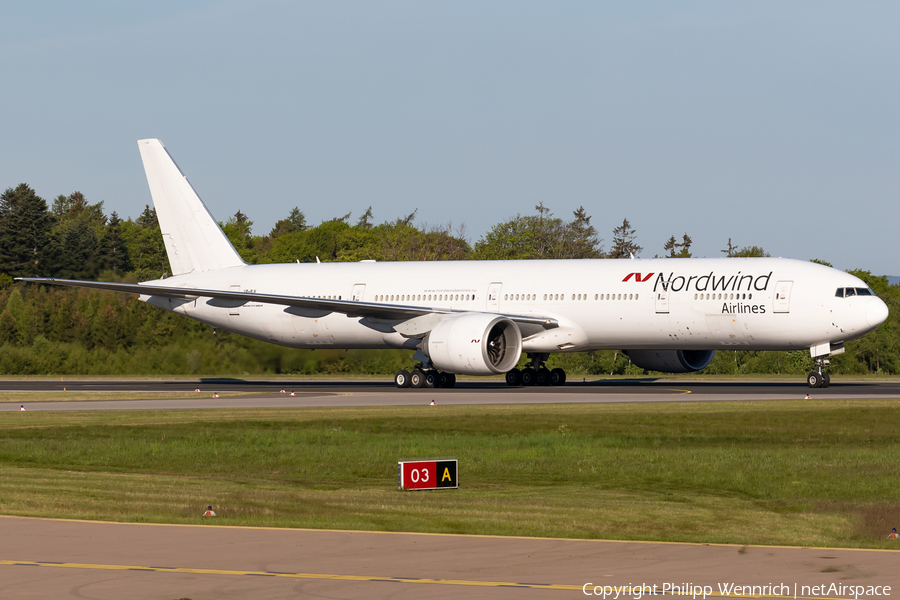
[836,287,874,298]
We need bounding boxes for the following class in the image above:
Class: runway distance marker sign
[398,459,458,490]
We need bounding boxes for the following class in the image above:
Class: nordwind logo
[651,271,774,293]
[622,273,654,282]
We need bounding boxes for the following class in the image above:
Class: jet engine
[625,349,715,373]
[426,314,523,375]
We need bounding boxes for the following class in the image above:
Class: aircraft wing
[17,278,558,328]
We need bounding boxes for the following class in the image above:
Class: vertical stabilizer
[137,139,246,276]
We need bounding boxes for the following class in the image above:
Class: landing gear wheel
[536,368,551,386]
[395,369,411,388]
[424,370,440,388]
[806,372,822,388]
[411,369,426,388]
[822,373,830,388]
[505,369,522,386]
[521,367,537,386]
[439,372,456,388]
[550,368,567,386]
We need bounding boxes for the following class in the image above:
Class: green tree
[663,233,693,258]
[608,218,642,258]
[472,204,602,260]
[356,206,374,230]
[121,205,168,280]
[268,207,307,238]
[50,191,113,279]
[735,245,770,257]
[98,212,132,275]
[221,210,257,263]
[0,184,54,277]
[53,219,100,279]
[721,238,769,257]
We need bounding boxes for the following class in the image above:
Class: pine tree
[269,207,307,238]
[608,218,642,258]
[98,212,132,274]
[664,233,692,258]
[0,184,54,277]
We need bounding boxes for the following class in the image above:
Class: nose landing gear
[806,358,831,388]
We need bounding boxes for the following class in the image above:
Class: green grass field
[2,400,900,548]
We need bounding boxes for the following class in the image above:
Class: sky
[2,1,898,275]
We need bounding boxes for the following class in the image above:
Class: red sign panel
[398,460,458,490]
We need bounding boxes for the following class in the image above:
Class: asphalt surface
[2,517,899,600]
[1,378,899,411]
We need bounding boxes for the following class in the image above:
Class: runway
[1,516,898,600]
[1,378,899,411]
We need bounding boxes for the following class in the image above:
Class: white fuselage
[143,257,886,355]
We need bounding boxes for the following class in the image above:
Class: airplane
[19,139,889,389]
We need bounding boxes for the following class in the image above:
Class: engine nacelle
[427,314,523,375]
[625,349,715,373]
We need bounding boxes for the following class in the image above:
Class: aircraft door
[351,284,366,302]
[773,280,793,313]
[655,290,669,314]
[486,282,502,312]
[229,284,241,316]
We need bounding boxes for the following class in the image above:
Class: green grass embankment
[2,400,899,548]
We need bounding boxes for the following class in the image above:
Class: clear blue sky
[2,1,898,275]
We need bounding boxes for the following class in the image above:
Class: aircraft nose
[866,297,889,328]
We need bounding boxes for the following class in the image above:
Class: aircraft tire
[505,369,522,386]
[395,369,411,388]
[823,372,830,388]
[806,372,822,388]
[411,369,426,388]
[440,372,457,388]
[424,370,440,388]
[521,367,537,386]
[550,368,566,386]
[536,368,551,386]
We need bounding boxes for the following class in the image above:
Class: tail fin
[137,139,246,276]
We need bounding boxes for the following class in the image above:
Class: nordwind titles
[652,271,773,294]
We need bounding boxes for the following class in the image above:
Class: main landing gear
[505,353,567,387]
[394,367,456,388]
[806,357,831,388]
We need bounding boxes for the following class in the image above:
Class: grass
[2,400,900,548]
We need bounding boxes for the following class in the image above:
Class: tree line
[0,183,896,376]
